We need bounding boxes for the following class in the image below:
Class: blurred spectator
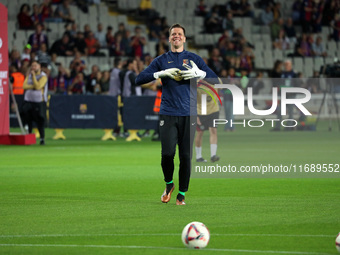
[312,0,325,33]
[110,33,123,56]
[270,18,284,41]
[155,34,169,56]
[239,47,254,72]
[138,0,158,20]
[63,23,75,42]
[106,26,115,50]
[36,43,51,66]
[18,4,34,30]
[239,0,253,17]
[300,0,314,33]
[296,34,312,57]
[331,14,340,42]
[271,60,283,78]
[115,23,126,38]
[21,44,32,62]
[49,53,59,81]
[54,0,75,23]
[53,62,71,94]
[122,30,133,56]
[273,30,290,50]
[10,64,25,95]
[122,59,141,97]
[260,5,274,25]
[100,70,110,94]
[149,18,162,41]
[68,72,85,94]
[161,17,170,37]
[226,0,241,16]
[292,0,302,23]
[28,23,49,53]
[50,33,74,56]
[31,4,42,26]
[311,36,327,57]
[86,65,101,94]
[247,72,264,94]
[83,24,92,38]
[130,26,147,58]
[69,51,86,78]
[272,2,281,20]
[39,0,53,22]
[195,0,209,17]
[218,30,230,53]
[9,49,22,71]
[74,31,87,55]
[109,57,123,97]
[205,7,222,33]
[94,23,107,48]
[207,48,223,75]
[323,0,340,26]
[85,32,100,56]
[70,23,78,38]
[284,18,297,44]
[222,12,234,36]
[224,41,239,68]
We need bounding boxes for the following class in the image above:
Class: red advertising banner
[0,3,9,135]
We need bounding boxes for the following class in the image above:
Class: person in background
[10,65,25,95]
[94,23,107,48]
[86,65,101,94]
[28,23,49,53]
[31,4,42,27]
[54,0,75,22]
[50,33,74,56]
[85,31,100,56]
[21,60,48,145]
[18,4,34,30]
[130,26,147,58]
[100,70,111,94]
[68,72,85,94]
[195,80,220,163]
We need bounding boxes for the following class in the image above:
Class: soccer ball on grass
[181,221,210,249]
[336,233,340,252]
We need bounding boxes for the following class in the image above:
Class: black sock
[177,193,185,201]
[166,182,174,194]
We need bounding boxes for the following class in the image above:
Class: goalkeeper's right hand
[153,68,180,79]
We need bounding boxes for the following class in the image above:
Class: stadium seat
[254,41,264,51]
[273,49,284,61]
[314,57,324,72]
[198,49,209,59]
[263,50,274,69]
[233,17,242,29]
[293,57,303,73]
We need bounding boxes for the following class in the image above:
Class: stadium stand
[4,0,340,96]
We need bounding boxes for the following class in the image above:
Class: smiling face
[169,27,186,52]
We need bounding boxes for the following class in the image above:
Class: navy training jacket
[135,50,218,116]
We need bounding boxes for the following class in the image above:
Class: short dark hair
[169,23,186,36]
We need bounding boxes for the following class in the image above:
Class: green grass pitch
[1,123,340,255]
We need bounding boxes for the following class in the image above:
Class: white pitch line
[0,243,335,255]
[0,233,335,238]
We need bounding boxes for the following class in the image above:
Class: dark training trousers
[20,101,46,139]
[159,115,197,193]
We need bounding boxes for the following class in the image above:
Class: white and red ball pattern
[181,221,210,249]
[336,232,340,253]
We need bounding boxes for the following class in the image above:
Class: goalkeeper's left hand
[181,60,206,80]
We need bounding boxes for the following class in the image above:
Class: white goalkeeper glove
[181,60,206,80]
[153,68,180,79]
